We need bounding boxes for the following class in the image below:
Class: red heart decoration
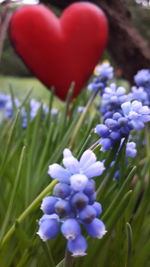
[9,3,108,100]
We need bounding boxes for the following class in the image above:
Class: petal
[84,162,105,178]
[63,156,79,174]
[48,164,70,183]
[132,100,142,112]
[79,150,96,169]
[141,115,150,123]
[67,235,87,257]
[121,102,131,116]
[139,106,150,115]
[61,219,81,240]
[131,120,144,130]
[63,148,73,158]
[70,174,88,191]
[84,218,107,239]
[37,217,60,241]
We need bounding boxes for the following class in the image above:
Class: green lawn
[0,75,63,108]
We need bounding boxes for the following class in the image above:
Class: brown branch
[0,2,12,63]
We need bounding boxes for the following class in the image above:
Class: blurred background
[0,0,150,76]
[0,0,150,101]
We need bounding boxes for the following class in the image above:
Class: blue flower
[5,96,20,118]
[84,218,107,239]
[0,94,10,109]
[78,205,96,223]
[48,149,105,182]
[38,149,106,257]
[61,219,81,240]
[37,214,60,241]
[41,196,58,214]
[126,141,137,158]
[128,86,149,105]
[134,69,150,88]
[94,62,114,81]
[121,101,150,130]
[96,100,150,151]
[88,62,113,93]
[101,83,128,119]
[67,234,87,257]
[77,106,86,113]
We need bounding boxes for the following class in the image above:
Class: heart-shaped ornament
[9,3,108,100]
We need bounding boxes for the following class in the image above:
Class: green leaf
[56,259,64,267]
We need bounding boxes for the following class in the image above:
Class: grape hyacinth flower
[134,69,150,102]
[128,86,149,106]
[134,69,150,89]
[101,83,128,119]
[21,99,58,128]
[95,100,150,151]
[88,62,113,94]
[37,149,106,257]
[0,93,20,119]
[126,141,137,158]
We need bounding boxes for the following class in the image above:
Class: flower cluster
[90,64,150,151]
[95,100,150,151]
[0,93,20,120]
[37,149,106,257]
[128,86,149,106]
[134,69,150,103]
[88,62,113,94]
[134,69,150,89]
[100,83,128,119]
[0,94,58,127]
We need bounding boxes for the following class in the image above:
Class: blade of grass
[0,179,57,247]
[0,146,26,241]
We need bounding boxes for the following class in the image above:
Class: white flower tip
[66,234,76,240]
[48,164,59,178]
[97,229,107,239]
[40,204,44,211]
[37,231,47,242]
[72,251,87,257]
[63,148,72,158]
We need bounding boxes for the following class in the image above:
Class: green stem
[63,249,74,267]
[0,179,57,247]
[69,89,99,148]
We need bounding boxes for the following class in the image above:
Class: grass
[0,74,149,267]
[0,75,63,108]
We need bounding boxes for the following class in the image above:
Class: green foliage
[0,81,149,267]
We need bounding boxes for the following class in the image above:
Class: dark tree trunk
[41,0,150,82]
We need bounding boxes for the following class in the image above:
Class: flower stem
[0,180,57,247]
[63,249,74,267]
[69,89,99,148]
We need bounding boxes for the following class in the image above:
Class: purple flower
[48,149,105,182]
[134,69,150,88]
[38,149,106,257]
[128,86,149,105]
[37,214,60,241]
[61,219,81,240]
[101,83,128,119]
[88,62,113,93]
[121,101,150,130]
[126,141,137,158]
[41,196,58,214]
[84,218,107,239]
[67,235,87,257]
[96,100,150,151]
